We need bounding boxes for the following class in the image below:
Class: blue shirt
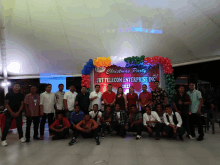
[187,89,202,113]
[69,111,84,125]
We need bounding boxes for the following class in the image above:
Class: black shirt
[76,92,90,109]
[5,92,25,112]
[174,93,190,113]
[102,112,112,121]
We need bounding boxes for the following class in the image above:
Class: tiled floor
[1,124,220,165]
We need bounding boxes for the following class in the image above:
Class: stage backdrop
[93,65,159,95]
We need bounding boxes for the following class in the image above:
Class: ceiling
[1,0,220,76]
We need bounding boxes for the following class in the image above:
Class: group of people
[1,80,206,147]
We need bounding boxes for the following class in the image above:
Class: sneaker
[196,136,204,141]
[191,134,196,138]
[186,134,193,140]
[40,136,44,140]
[1,140,8,146]
[101,134,105,139]
[69,139,76,146]
[136,135,142,140]
[26,138,30,142]
[33,137,40,140]
[95,137,100,145]
[19,137,26,143]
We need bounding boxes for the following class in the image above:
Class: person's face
[81,87,87,93]
[166,107,172,115]
[95,86,100,92]
[115,104,120,112]
[75,106,80,113]
[118,88,123,94]
[107,85,112,91]
[13,84,20,91]
[142,85,147,91]
[106,107,111,114]
[129,87,134,93]
[154,82,159,88]
[84,115,90,122]
[157,105,162,112]
[57,114,63,120]
[146,108,151,115]
[30,86,37,93]
[46,85,52,92]
[93,105,98,111]
[178,86,185,93]
[70,86,75,92]
[131,106,136,114]
[59,85,64,91]
[189,83,195,90]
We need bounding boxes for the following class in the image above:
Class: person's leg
[111,121,119,135]
[163,125,173,138]
[177,127,185,137]
[189,114,196,136]
[196,114,204,138]
[40,114,47,137]
[1,113,13,141]
[102,123,107,134]
[33,116,40,138]
[48,113,54,134]
[25,117,32,139]
[119,125,126,137]
[154,123,162,138]
[15,113,24,139]
[135,124,142,136]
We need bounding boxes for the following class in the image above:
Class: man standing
[55,84,65,116]
[40,84,56,140]
[1,83,25,146]
[139,84,152,114]
[75,86,90,114]
[102,84,116,114]
[173,86,192,139]
[187,83,204,141]
[151,80,167,110]
[89,85,102,111]
[24,85,40,142]
[63,85,78,120]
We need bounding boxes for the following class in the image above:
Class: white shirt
[89,91,102,110]
[89,110,102,125]
[117,112,120,123]
[163,112,182,128]
[64,91,78,111]
[143,111,161,127]
[55,91,65,110]
[40,92,56,113]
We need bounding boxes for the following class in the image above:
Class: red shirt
[102,91,116,105]
[49,117,70,129]
[127,93,138,106]
[139,92,152,105]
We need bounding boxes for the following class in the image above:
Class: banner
[94,65,159,95]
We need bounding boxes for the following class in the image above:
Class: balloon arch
[81,56,175,103]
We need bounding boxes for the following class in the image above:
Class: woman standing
[115,87,127,111]
[126,86,139,114]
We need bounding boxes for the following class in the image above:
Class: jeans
[73,128,99,139]
[1,111,23,141]
[26,116,40,139]
[111,121,126,137]
[144,123,162,137]
[189,113,204,137]
[181,112,190,135]
[40,113,54,136]
[164,125,185,138]
[128,123,142,136]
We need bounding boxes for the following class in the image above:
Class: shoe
[179,136,184,141]
[196,136,204,141]
[69,139,76,146]
[95,137,100,145]
[33,137,40,140]
[19,137,26,143]
[52,136,59,140]
[101,134,105,139]
[191,134,196,137]
[1,140,8,146]
[108,132,111,136]
[40,136,44,140]
[136,135,142,140]
[186,134,193,140]
[26,138,30,142]
[155,136,160,140]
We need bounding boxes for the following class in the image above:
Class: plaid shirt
[112,110,129,126]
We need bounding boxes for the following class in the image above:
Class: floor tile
[108,155,138,165]
[111,146,136,156]
[137,156,169,165]
[48,155,82,165]
[195,157,220,165]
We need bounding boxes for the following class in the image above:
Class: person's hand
[82,128,86,132]
[197,109,201,115]
[110,103,113,106]
[179,100,183,105]
[93,96,98,99]
[87,127,92,133]
[97,115,101,119]
[14,112,19,117]
[147,127,153,134]
[10,112,15,117]
[40,112,44,116]
[177,110,181,114]
[125,126,128,130]
[131,123,134,127]
[73,124,76,129]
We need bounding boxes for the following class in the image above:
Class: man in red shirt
[139,84,153,114]
[102,84,116,114]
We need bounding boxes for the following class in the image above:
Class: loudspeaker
[39,83,46,94]
[66,77,82,93]
[188,74,198,88]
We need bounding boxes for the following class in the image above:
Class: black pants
[128,123,142,136]
[51,128,69,139]
[26,116,40,139]
[181,112,190,135]
[1,111,23,141]
[164,125,185,138]
[102,123,111,134]
[189,113,204,137]
[143,123,161,137]
[73,128,99,139]
[111,121,126,137]
[40,113,54,136]
[104,105,115,114]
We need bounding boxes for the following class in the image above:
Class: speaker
[188,74,198,88]
[39,83,46,94]
[66,77,82,93]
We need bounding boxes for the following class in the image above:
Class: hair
[117,87,124,95]
[13,83,20,86]
[154,80,159,83]
[58,84,64,87]
[30,85,37,88]
[145,106,151,110]
[115,103,121,107]
[95,85,100,88]
[179,85,185,88]
[106,105,111,109]
[108,84,112,87]
[82,86,87,89]
[93,104,98,108]
[75,104,80,108]
[142,84,147,87]
[45,84,52,88]
[156,103,162,107]
[57,112,63,116]
[131,104,137,108]
[165,104,172,109]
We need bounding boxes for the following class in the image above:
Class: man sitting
[49,113,70,140]
[163,105,185,141]
[156,104,166,135]
[127,104,142,140]
[89,104,102,133]
[68,114,100,145]
[112,103,128,138]
[69,105,84,134]
[143,106,162,140]
[101,105,112,138]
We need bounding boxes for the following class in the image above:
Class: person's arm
[75,94,79,105]
[132,114,142,125]
[110,93,116,105]
[197,91,203,114]
[176,112,182,128]
[173,103,181,114]
[89,92,97,101]
[5,96,14,116]
[154,112,161,123]
[164,90,167,106]
[92,119,99,129]
[163,113,173,128]
[14,101,24,117]
[136,94,139,109]
[143,114,148,128]
[76,120,84,131]
[124,94,127,110]
[40,94,44,115]
[49,120,58,130]
[62,119,71,130]
[183,94,191,105]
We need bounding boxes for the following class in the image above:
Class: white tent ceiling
[1,0,220,76]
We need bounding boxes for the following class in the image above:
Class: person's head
[81,86,87,93]
[58,84,64,91]
[57,113,64,121]
[93,104,98,112]
[45,84,52,93]
[30,85,37,94]
[131,104,137,114]
[106,105,111,114]
[156,104,162,112]
[154,80,159,88]
[165,104,172,115]
[129,86,134,93]
[13,83,20,92]
[142,84,147,92]
[189,83,195,91]
[75,105,80,114]
[115,103,121,112]
[107,84,112,91]
[178,85,185,93]
[84,114,90,122]
[95,85,100,92]
[117,87,123,95]
[145,106,151,115]
[69,85,75,92]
